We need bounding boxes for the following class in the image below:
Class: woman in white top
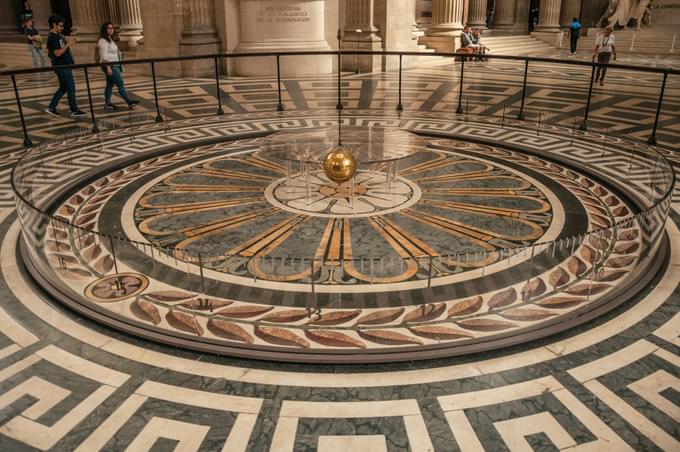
[97,22,138,110]
[593,27,617,86]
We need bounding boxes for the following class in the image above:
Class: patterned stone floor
[0,55,678,450]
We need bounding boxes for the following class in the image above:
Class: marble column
[560,0,582,28]
[108,0,121,25]
[344,0,383,73]
[427,0,465,36]
[31,0,52,30]
[415,0,432,29]
[467,0,487,29]
[0,0,18,38]
[118,0,143,48]
[493,0,516,31]
[179,0,221,77]
[513,0,530,33]
[71,0,109,42]
[535,0,561,32]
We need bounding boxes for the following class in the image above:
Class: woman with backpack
[97,22,138,110]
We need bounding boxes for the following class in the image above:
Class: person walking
[569,17,582,55]
[44,14,85,117]
[593,27,617,86]
[97,22,138,110]
[23,18,45,67]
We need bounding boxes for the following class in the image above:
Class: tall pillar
[415,0,432,29]
[560,0,581,28]
[179,0,221,77]
[31,0,52,30]
[427,0,465,36]
[493,0,517,31]
[0,0,18,38]
[467,0,487,29]
[534,0,561,32]
[344,0,382,72]
[71,0,109,42]
[108,0,121,25]
[513,0,530,33]
[118,0,143,48]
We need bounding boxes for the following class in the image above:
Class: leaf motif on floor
[548,267,570,288]
[166,309,204,336]
[304,330,366,348]
[447,296,483,317]
[409,325,473,340]
[207,319,253,343]
[215,305,274,318]
[355,307,405,325]
[536,296,585,309]
[487,287,517,310]
[501,308,557,321]
[145,290,195,303]
[131,299,161,325]
[308,310,361,325]
[521,278,546,299]
[564,283,611,296]
[358,329,423,345]
[254,325,310,348]
[261,309,308,323]
[457,318,517,331]
[404,303,447,323]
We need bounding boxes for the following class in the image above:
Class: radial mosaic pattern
[131,139,557,287]
[32,117,649,360]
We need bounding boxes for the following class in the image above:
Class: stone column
[344,0,382,72]
[118,0,143,48]
[560,0,581,28]
[493,0,517,31]
[108,0,121,25]
[535,0,561,32]
[427,0,464,36]
[467,0,487,29]
[71,0,109,42]
[415,0,432,29]
[0,0,18,38]
[31,0,52,30]
[513,0,530,33]
[179,0,221,77]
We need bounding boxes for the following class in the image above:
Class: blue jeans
[105,65,132,105]
[28,44,45,67]
[49,68,78,112]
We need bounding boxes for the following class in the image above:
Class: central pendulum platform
[13,112,671,363]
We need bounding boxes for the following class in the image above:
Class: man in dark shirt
[45,14,85,117]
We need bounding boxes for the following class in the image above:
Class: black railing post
[517,59,529,120]
[396,54,403,112]
[214,56,224,115]
[151,62,163,123]
[336,50,343,110]
[11,74,32,147]
[83,67,99,133]
[276,54,284,112]
[456,57,464,114]
[647,72,668,146]
[580,64,596,131]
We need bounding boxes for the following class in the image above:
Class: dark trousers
[594,52,612,81]
[49,68,78,112]
[570,35,579,53]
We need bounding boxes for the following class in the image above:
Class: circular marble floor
[16,111,667,363]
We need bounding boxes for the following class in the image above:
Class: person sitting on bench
[460,25,482,55]
[472,28,490,60]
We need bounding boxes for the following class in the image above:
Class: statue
[598,0,653,30]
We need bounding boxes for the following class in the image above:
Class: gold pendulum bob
[323,147,357,184]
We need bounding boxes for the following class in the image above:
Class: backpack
[94,43,100,63]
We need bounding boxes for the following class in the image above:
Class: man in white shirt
[593,27,617,86]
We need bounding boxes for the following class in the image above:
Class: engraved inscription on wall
[256,5,310,23]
